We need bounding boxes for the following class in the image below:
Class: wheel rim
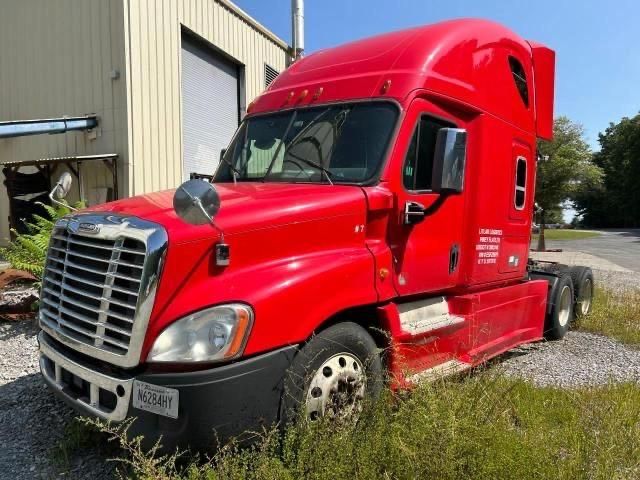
[579,278,592,315]
[558,285,572,327]
[305,352,366,421]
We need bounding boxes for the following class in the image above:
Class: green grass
[50,418,100,468]
[50,417,117,472]
[576,289,640,346]
[532,229,601,241]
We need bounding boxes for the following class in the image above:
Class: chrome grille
[39,214,168,368]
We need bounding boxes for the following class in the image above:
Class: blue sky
[235,0,640,150]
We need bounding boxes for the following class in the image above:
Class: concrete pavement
[531,229,640,272]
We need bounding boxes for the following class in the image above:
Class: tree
[534,116,602,250]
[575,113,640,227]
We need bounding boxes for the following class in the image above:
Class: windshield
[213,102,398,184]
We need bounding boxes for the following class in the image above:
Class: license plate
[132,380,179,419]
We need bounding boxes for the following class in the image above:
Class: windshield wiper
[221,155,242,184]
[287,151,334,185]
[263,108,334,182]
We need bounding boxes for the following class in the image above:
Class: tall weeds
[576,289,640,345]
[85,376,640,480]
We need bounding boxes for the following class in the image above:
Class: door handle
[449,244,460,274]
[404,201,426,225]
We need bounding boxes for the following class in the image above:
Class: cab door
[389,99,467,296]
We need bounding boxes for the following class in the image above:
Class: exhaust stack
[291,0,304,60]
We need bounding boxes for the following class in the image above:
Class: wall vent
[264,64,279,88]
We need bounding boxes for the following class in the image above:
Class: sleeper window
[403,116,455,191]
[514,156,527,209]
[509,56,529,108]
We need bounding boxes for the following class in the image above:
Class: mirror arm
[194,197,225,242]
[48,184,78,212]
[179,184,226,242]
[404,201,426,225]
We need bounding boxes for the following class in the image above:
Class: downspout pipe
[0,115,97,139]
[291,0,304,60]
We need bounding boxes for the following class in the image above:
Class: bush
[0,202,82,280]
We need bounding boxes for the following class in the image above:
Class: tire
[569,266,594,318]
[544,274,574,340]
[280,322,384,426]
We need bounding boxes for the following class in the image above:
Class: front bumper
[39,331,298,451]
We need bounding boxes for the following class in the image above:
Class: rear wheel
[280,322,383,425]
[569,266,594,318]
[544,274,574,340]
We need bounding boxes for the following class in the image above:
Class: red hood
[89,183,367,244]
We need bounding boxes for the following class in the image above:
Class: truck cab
[38,19,585,451]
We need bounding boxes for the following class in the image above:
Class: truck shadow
[0,320,118,478]
[0,316,39,342]
[598,229,640,242]
[0,371,118,478]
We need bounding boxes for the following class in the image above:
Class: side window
[403,116,455,191]
[514,156,527,210]
[508,56,529,108]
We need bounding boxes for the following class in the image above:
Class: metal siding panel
[120,0,136,196]
[0,0,128,245]
[140,0,151,192]
[128,0,144,194]
[147,0,160,191]
[171,0,182,184]
[157,0,168,190]
[107,0,287,198]
[214,1,222,46]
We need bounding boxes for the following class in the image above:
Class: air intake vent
[265,64,279,88]
[41,228,146,356]
[38,214,167,368]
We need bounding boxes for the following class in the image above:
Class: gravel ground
[499,331,640,387]
[497,267,640,387]
[0,259,638,478]
[593,268,640,292]
[0,319,116,479]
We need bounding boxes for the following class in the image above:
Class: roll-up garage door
[181,35,240,181]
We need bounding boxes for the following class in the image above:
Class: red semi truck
[38,19,593,450]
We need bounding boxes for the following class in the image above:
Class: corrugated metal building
[0,0,289,245]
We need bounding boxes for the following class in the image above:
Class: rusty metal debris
[0,269,39,320]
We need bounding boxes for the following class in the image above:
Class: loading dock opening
[2,154,118,235]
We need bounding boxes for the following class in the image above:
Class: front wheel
[281,322,384,425]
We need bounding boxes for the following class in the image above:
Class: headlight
[147,304,253,363]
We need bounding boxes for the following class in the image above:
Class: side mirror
[173,179,231,267]
[173,179,221,225]
[220,148,226,161]
[48,172,78,211]
[53,172,73,199]
[432,128,467,194]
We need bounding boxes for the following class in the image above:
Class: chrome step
[398,297,465,335]
[407,359,470,383]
